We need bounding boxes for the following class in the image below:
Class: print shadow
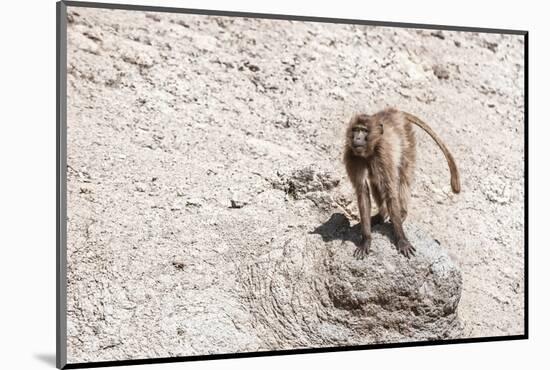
[34,353,56,366]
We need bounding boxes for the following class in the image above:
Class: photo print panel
[57,1,527,368]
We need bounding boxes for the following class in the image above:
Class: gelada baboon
[344,108,460,259]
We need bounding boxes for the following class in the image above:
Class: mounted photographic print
[56,1,528,368]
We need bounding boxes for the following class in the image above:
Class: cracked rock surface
[244,220,463,350]
[66,7,524,363]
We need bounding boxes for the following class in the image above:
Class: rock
[145,13,162,22]
[328,87,348,101]
[397,54,426,82]
[482,174,512,204]
[230,199,247,208]
[229,191,250,208]
[174,20,190,28]
[83,30,103,43]
[172,260,185,270]
[274,165,340,199]
[79,186,93,194]
[67,10,78,24]
[170,202,184,211]
[240,61,260,72]
[70,31,100,55]
[135,182,147,192]
[243,216,463,348]
[305,192,335,213]
[430,30,445,40]
[185,198,202,207]
[119,40,158,68]
[484,41,498,53]
[433,64,450,80]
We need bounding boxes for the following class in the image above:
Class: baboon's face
[351,125,368,149]
[347,114,382,157]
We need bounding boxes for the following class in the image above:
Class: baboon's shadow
[311,213,396,247]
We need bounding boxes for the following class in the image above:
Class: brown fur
[344,108,460,259]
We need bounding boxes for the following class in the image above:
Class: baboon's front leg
[353,182,372,260]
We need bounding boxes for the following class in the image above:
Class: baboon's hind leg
[399,179,411,222]
[398,154,414,222]
[382,174,415,258]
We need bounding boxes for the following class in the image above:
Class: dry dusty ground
[65,6,524,363]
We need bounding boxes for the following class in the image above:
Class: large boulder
[242,214,463,350]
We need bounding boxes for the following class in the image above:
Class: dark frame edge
[523,32,529,339]
[62,0,527,35]
[57,1,68,369]
[62,335,528,369]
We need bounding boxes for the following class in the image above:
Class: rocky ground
[65,6,525,364]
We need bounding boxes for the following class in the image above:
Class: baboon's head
[346,113,383,158]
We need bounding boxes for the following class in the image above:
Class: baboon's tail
[404,112,461,194]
